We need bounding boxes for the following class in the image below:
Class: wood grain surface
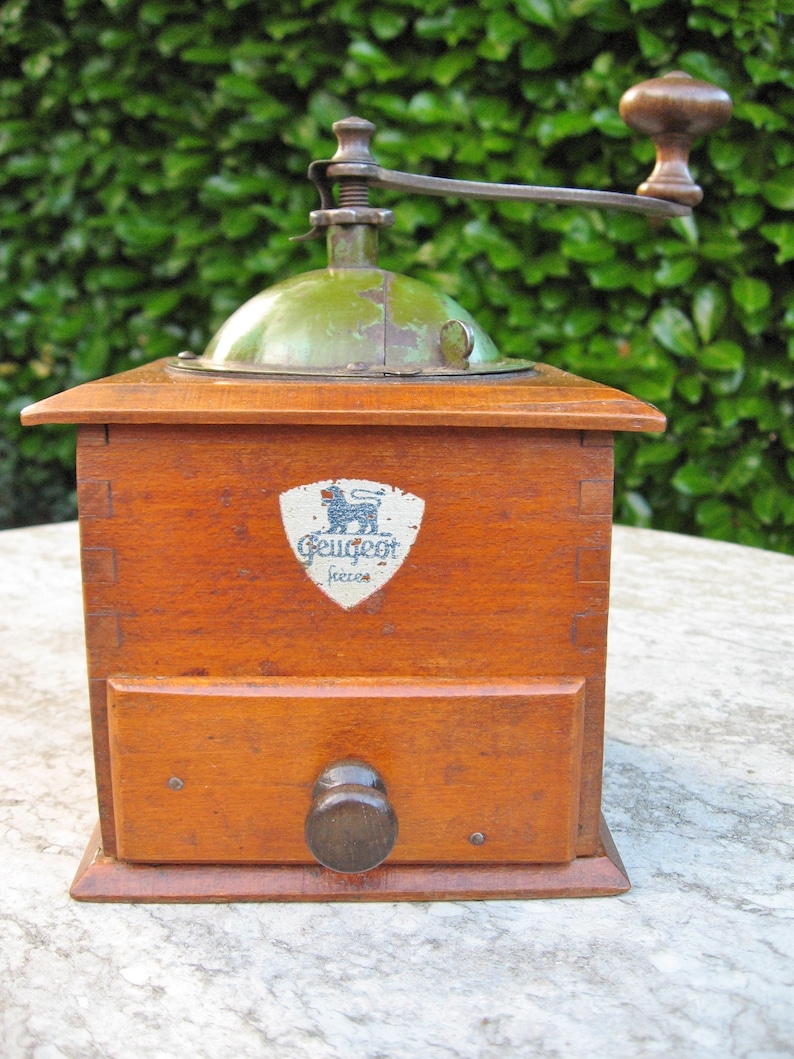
[21,358,658,892]
[76,422,614,859]
[21,358,666,432]
[107,677,584,865]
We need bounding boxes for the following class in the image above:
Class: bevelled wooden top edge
[107,675,587,698]
[21,358,666,432]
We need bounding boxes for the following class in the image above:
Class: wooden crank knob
[619,71,732,206]
[305,759,398,874]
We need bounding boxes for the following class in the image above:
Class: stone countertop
[1,522,792,1058]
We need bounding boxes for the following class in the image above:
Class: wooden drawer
[107,676,584,865]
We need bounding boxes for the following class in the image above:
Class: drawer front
[107,676,584,865]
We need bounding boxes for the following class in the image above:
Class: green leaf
[669,214,699,248]
[98,29,136,49]
[695,498,735,539]
[728,198,765,231]
[733,396,781,430]
[534,111,592,148]
[202,172,272,203]
[142,289,183,318]
[431,51,476,86]
[263,18,312,41]
[654,257,698,288]
[604,213,649,243]
[673,463,717,497]
[114,215,173,251]
[760,223,794,264]
[519,38,556,71]
[84,266,144,292]
[51,309,91,342]
[635,441,682,467]
[699,341,745,372]
[692,283,727,343]
[708,138,746,172]
[156,24,200,57]
[199,262,237,285]
[163,152,212,187]
[650,307,698,357]
[677,50,730,89]
[369,10,407,40]
[744,56,779,86]
[220,207,260,239]
[561,307,603,338]
[5,152,48,177]
[752,487,780,525]
[521,252,569,285]
[637,26,669,60]
[762,170,794,210]
[462,219,523,270]
[22,53,53,80]
[479,11,527,60]
[621,491,653,527]
[348,40,406,80]
[348,39,388,67]
[216,74,263,100]
[561,234,615,264]
[514,0,559,29]
[731,277,771,313]
[407,91,451,125]
[591,107,630,139]
[734,102,787,132]
[699,232,745,260]
[676,373,704,404]
[139,2,169,24]
[182,46,230,64]
[720,450,763,494]
[588,264,643,294]
[74,333,111,376]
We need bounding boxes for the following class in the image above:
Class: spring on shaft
[337,179,370,207]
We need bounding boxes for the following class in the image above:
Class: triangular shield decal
[279,478,425,609]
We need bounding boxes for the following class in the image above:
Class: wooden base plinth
[70,818,629,902]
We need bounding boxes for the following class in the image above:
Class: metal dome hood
[173,214,534,379]
[180,263,529,379]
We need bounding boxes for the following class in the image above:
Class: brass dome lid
[177,264,531,379]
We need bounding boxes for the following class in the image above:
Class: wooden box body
[22,359,664,901]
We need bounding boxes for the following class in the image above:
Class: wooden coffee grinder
[23,72,730,901]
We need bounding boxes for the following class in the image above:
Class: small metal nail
[469,832,485,845]
[168,776,184,791]
[177,350,198,360]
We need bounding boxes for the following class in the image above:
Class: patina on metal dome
[177,235,522,378]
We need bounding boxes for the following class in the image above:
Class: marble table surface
[1,521,792,1058]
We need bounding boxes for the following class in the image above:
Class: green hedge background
[2,0,794,550]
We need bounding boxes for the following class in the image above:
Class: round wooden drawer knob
[305,759,398,874]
